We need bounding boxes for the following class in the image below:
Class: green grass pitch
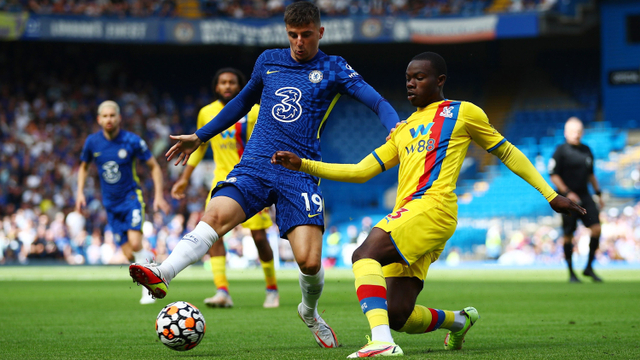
[1,266,639,359]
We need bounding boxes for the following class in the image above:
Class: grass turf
[1,266,638,359]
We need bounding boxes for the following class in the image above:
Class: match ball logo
[309,70,323,83]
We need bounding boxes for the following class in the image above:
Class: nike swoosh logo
[93,152,101,157]
[267,70,280,74]
[308,213,321,218]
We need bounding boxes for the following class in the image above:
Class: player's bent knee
[297,259,321,275]
[388,306,412,331]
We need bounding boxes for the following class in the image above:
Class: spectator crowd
[0,0,555,19]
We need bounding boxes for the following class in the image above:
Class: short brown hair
[284,1,321,27]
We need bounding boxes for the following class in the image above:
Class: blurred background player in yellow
[272,52,586,357]
[171,68,279,308]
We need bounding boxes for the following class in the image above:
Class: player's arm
[146,156,170,213]
[75,161,90,212]
[166,78,262,166]
[272,141,399,183]
[351,84,399,132]
[338,59,399,132]
[463,103,585,215]
[491,142,585,215]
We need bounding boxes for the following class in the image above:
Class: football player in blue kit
[129,2,399,348]
[77,100,170,304]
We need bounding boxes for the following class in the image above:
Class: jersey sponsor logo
[439,106,454,118]
[272,87,302,123]
[140,140,148,152]
[405,138,435,155]
[221,129,236,139]
[309,70,323,83]
[118,148,128,159]
[102,161,122,184]
[345,64,360,78]
[409,123,434,138]
[267,70,280,74]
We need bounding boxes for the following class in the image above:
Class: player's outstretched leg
[443,307,480,350]
[130,221,220,299]
[130,263,169,299]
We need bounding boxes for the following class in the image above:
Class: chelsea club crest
[309,70,323,83]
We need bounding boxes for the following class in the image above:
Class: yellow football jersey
[373,100,505,208]
[187,100,260,185]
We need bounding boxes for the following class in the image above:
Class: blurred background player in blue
[549,117,604,283]
[77,100,170,304]
[130,1,399,349]
[171,68,280,309]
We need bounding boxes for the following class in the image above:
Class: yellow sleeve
[492,141,558,202]
[462,102,506,152]
[299,141,398,183]
[245,104,260,142]
[186,107,209,167]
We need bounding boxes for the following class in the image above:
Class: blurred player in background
[130,1,399,349]
[272,52,586,357]
[549,117,604,283]
[77,100,170,304]
[171,68,279,309]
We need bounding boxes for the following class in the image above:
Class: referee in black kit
[549,117,604,283]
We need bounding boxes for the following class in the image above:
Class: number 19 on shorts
[301,192,323,213]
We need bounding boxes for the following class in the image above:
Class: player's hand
[75,193,86,212]
[154,196,171,214]
[271,151,302,171]
[171,178,189,199]
[166,134,202,166]
[549,195,586,216]
[386,121,407,141]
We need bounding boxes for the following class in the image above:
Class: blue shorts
[105,190,145,246]
[211,164,324,238]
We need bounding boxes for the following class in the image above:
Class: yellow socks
[210,256,229,293]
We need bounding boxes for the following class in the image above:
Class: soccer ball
[155,301,206,351]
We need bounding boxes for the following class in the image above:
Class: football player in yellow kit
[172,68,279,309]
[272,52,586,357]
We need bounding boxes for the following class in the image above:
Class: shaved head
[564,117,583,145]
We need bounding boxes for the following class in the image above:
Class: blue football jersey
[243,49,373,165]
[80,130,152,207]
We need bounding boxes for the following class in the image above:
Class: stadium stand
[1,0,568,17]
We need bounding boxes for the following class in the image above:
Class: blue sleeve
[195,53,265,142]
[136,136,153,162]
[334,56,399,132]
[80,136,92,163]
[352,84,399,132]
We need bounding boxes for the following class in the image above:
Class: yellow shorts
[206,185,272,231]
[242,208,273,231]
[376,199,457,281]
